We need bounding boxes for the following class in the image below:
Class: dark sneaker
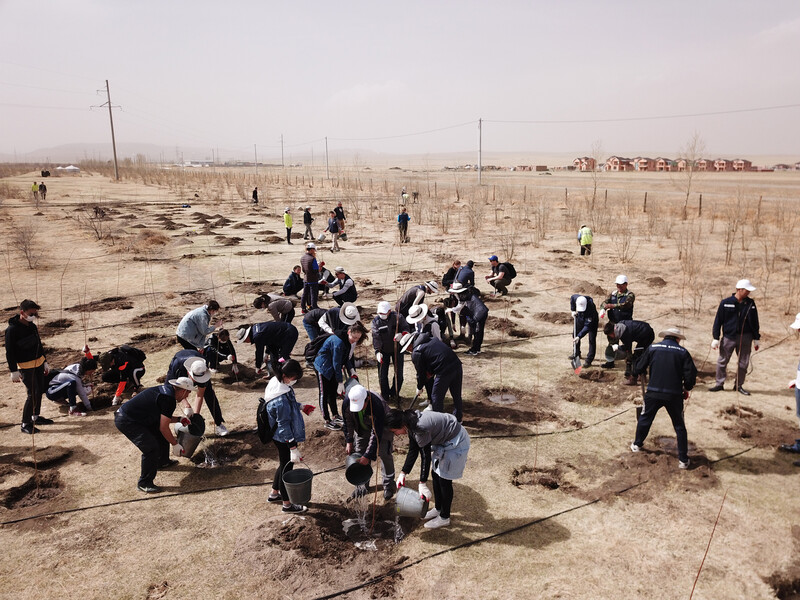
[137,484,162,493]
[779,440,800,454]
[466,349,480,356]
[324,421,342,431]
[601,362,615,369]
[568,353,577,360]
[267,493,282,503]
[20,423,40,435]
[332,415,344,425]
[282,504,308,513]
[582,361,592,368]
[708,384,724,392]
[159,459,179,468]
[734,386,751,396]
[33,416,54,425]
[383,480,397,500]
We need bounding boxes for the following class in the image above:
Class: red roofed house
[632,157,656,171]
[732,159,752,171]
[655,157,675,172]
[604,156,633,171]
[714,158,733,172]
[573,157,596,172]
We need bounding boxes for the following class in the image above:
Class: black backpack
[502,262,517,279]
[120,344,146,364]
[303,333,332,364]
[256,398,278,444]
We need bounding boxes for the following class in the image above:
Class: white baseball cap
[790,313,800,330]
[348,384,368,412]
[335,266,345,273]
[615,275,628,285]
[736,279,756,292]
[377,301,391,315]
[575,296,587,312]
[306,242,316,250]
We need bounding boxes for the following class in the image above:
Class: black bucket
[345,452,373,486]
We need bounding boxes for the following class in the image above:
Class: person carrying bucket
[263,359,315,513]
[386,408,470,529]
[343,384,396,500]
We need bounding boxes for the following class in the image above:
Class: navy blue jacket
[461,293,488,323]
[341,391,389,460]
[570,294,599,337]
[250,322,298,368]
[283,272,304,296]
[633,337,697,397]
[411,332,462,389]
[166,349,209,388]
[712,295,760,341]
[614,320,654,351]
[455,266,475,288]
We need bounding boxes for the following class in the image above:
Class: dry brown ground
[0,165,799,599]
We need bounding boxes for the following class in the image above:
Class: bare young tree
[589,139,604,210]
[676,132,705,220]
[70,203,111,240]
[13,220,43,269]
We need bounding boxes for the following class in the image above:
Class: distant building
[714,158,733,172]
[604,156,633,171]
[655,157,675,172]
[632,157,656,171]
[572,157,596,172]
[732,158,752,171]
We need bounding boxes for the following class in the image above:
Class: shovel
[571,316,582,374]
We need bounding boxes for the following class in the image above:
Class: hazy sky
[2,0,799,160]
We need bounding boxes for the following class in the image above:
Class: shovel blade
[573,365,582,375]
[571,355,582,373]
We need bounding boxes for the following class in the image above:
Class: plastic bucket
[283,465,313,505]
[345,452,373,486]
[395,485,429,518]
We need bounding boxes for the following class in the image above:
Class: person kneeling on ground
[99,344,146,406]
[283,265,304,298]
[114,376,196,494]
[387,408,470,529]
[262,359,315,513]
[343,384,396,499]
[603,319,654,385]
[46,356,97,416]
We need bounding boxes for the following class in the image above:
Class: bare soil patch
[534,311,573,325]
[486,316,535,338]
[2,470,64,509]
[67,296,135,312]
[559,371,634,406]
[718,403,798,447]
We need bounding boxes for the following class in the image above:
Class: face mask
[286,379,296,387]
[379,313,389,321]
[23,314,38,324]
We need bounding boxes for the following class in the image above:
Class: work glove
[710,339,719,350]
[393,332,404,342]
[227,354,235,362]
[171,443,185,457]
[396,472,407,488]
[82,344,90,355]
[376,352,383,364]
[573,336,580,344]
[43,362,50,375]
[753,341,760,351]
[10,371,22,383]
[571,311,577,317]
[180,417,191,427]
[290,448,302,463]
[182,405,194,417]
[611,344,619,352]
[682,390,690,400]
[231,364,240,375]
[789,380,796,389]
[418,482,432,501]
[415,388,423,399]
[599,309,606,319]
[301,404,315,415]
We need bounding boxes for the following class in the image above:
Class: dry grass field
[0,161,799,599]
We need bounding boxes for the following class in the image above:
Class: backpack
[119,344,147,364]
[303,333,332,364]
[501,262,517,279]
[256,398,278,444]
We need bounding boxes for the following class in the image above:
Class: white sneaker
[630,442,641,453]
[216,424,229,436]
[424,516,450,529]
[423,508,440,520]
[112,396,122,406]
[678,458,690,470]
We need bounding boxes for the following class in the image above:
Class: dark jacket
[4,315,45,372]
[460,293,488,323]
[332,275,357,303]
[250,322,298,368]
[303,210,313,225]
[204,334,236,368]
[455,266,475,288]
[333,206,346,222]
[613,320,655,351]
[283,272,304,296]
[570,294,599,337]
[411,332,461,389]
[633,338,697,397]
[166,349,208,388]
[313,333,354,382]
[116,383,177,431]
[442,267,458,289]
[604,290,635,323]
[712,295,760,341]
[371,311,409,354]
[303,308,327,335]
[300,252,320,284]
[341,391,389,461]
[397,284,426,316]
[319,306,351,336]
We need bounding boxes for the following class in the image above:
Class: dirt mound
[41,346,84,369]
[646,276,667,288]
[128,332,176,354]
[765,526,800,599]
[192,435,266,469]
[232,505,409,598]
[559,371,635,406]
[67,296,134,312]
[260,235,286,244]
[534,312,573,325]
[233,221,259,229]
[18,445,72,469]
[511,465,575,492]
[395,270,438,284]
[570,280,606,298]
[2,470,63,509]
[39,318,74,335]
[214,235,243,246]
[486,316,535,338]
[719,404,797,447]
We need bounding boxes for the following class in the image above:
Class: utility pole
[325,136,330,180]
[478,118,482,185]
[254,144,258,177]
[281,134,285,168]
[105,80,119,181]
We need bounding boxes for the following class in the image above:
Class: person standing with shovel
[569,294,598,369]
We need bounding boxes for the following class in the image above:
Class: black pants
[468,316,487,352]
[399,222,408,242]
[634,392,688,462]
[21,365,45,425]
[176,336,196,350]
[378,349,404,401]
[115,413,168,487]
[302,283,319,312]
[576,327,598,363]
[272,439,293,501]
[490,277,511,295]
[316,371,340,422]
[580,244,592,256]
[46,379,78,408]
[431,364,463,422]
[286,228,292,244]
[432,472,454,519]
[200,382,224,426]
